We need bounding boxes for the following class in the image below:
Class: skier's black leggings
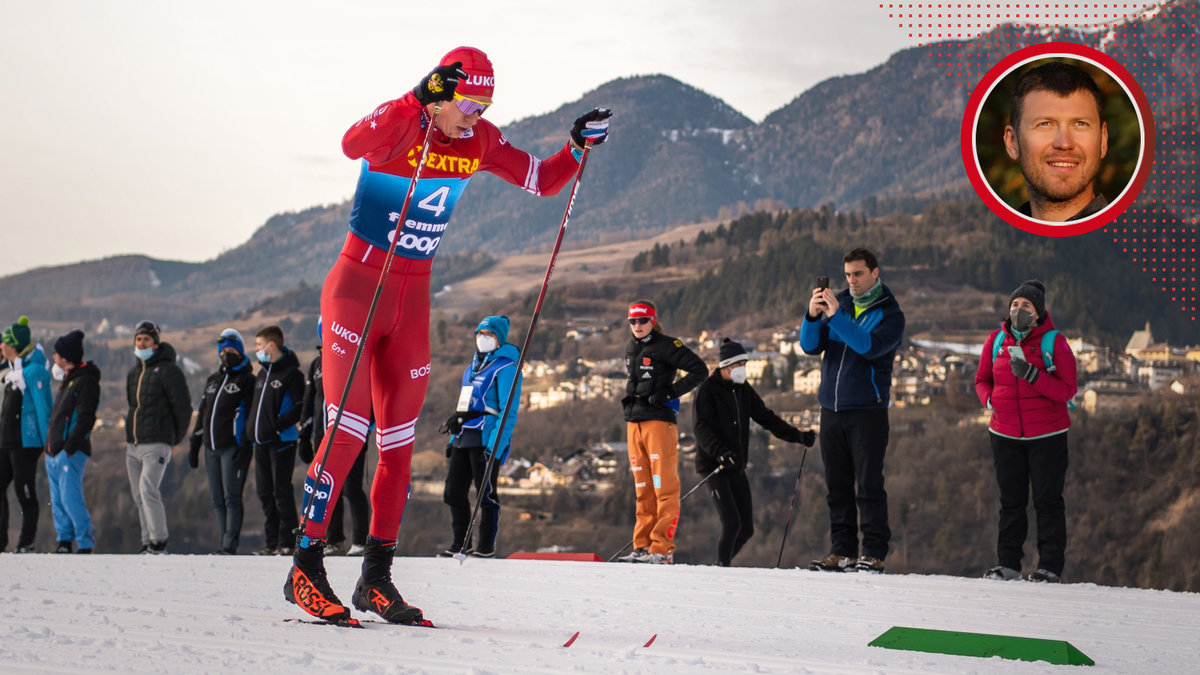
[709,470,754,566]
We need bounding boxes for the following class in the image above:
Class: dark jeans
[709,470,754,566]
[255,441,299,549]
[991,431,1069,575]
[326,441,369,547]
[819,407,891,559]
[443,446,501,553]
[205,446,248,552]
[0,446,41,550]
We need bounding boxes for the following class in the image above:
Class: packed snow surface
[1,554,1197,673]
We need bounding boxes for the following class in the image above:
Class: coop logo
[330,321,361,345]
[410,363,432,379]
[386,228,442,255]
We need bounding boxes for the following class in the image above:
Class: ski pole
[775,443,811,568]
[298,104,442,535]
[455,140,597,563]
[608,466,722,562]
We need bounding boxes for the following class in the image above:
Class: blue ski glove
[414,61,467,106]
[571,108,613,148]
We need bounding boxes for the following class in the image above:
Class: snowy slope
[1,554,1197,674]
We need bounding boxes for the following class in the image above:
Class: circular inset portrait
[961,43,1154,237]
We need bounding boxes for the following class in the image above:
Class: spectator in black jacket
[248,325,305,555]
[693,339,815,566]
[297,321,369,555]
[189,328,257,554]
[46,329,100,554]
[618,299,707,564]
[125,320,192,554]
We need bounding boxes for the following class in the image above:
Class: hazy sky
[0,1,928,276]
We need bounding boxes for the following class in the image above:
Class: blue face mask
[134,347,154,361]
[256,349,270,363]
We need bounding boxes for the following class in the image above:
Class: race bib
[456,385,473,413]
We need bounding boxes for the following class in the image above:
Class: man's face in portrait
[1004,88,1108,220]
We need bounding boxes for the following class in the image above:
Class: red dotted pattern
[878,2,1197,319]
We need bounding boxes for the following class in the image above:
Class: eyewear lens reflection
[628,318,651,326]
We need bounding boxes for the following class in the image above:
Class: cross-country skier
[285,45,611,625]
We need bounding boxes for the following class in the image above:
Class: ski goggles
[453,92,490,116]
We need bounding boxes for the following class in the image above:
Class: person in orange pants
[619,300,706,564]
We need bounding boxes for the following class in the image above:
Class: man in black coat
[693,339,815,566]
[125,320,192,553]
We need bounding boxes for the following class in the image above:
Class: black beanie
[718,338,749,368]
[1009,279,1047,317]
[54,329,86,365]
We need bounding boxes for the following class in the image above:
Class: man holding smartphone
[800,248,905,573]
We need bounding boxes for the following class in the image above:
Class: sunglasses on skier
[453,92,490,116]
[628,317,653,326]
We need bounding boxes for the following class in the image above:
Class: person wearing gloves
[125,320,192,554]
[437,315,522,559]
[0,316,53,552]
[975,280,1078,583]
[247,325,305,556]
[45,330,101,554]
[693,339,816,567]
[619,300,707,564]
[189,328,256,554]
[287,45,612,626]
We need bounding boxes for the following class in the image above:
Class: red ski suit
[303,91,581,541]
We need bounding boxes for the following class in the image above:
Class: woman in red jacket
[975,279,1078,583]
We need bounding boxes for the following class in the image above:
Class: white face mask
[134,347,154,361]
[730,366,747,384]
[51,363,66,381]
[476,334,499,353]
[256,349,270,363]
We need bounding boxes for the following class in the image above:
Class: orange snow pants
[627,420,681,556]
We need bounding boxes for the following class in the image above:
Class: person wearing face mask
[45,329,100,554]
[188,328,257,554]
[693,339,816,567]
[124,319,192,553]
[1,316,53,553]
[437,315,522,558]
[975,279,1078,583]
[619,300,707,564]
[247,325,306,555]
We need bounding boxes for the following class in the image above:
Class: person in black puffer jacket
[618,299,706,564]
[46,329,101,554]
[693,339,815,567]
[125,320,192,553]
[189,328,256,554]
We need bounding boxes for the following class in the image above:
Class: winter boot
[983,565,1021,580]
[284,536,351,623]
[351,538,426,625]
[810,552,857,572]
[55,541,73,554]
[855,555,885,574]
[617,547,649,563]
[1027,568,1061,583]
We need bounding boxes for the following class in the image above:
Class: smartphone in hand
[817,276,829,290]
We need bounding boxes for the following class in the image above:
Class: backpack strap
[989,329,1004,363]
[1040,330,1059,373]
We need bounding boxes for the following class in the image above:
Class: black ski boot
[284,535,351,623]
[351,538,426,625]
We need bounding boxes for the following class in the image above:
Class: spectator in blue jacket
[1,317,53,552]
[438,315,522,558]
[46,329,100,553]
[801,248,905,574]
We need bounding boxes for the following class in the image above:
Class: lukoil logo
[410,363,432,379]
[331,321,361,344]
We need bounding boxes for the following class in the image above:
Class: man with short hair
[125,320,192,553]
[1004,61,1109,222]
[46,329,100,553]
[802,248,905,573]
[248,325,305,555]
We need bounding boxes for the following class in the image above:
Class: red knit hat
[441,46,494,101]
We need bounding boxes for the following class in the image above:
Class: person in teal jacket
[0,316,53,552]
[439,315,522,558]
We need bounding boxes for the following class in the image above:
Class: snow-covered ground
[2,554,1197,673]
